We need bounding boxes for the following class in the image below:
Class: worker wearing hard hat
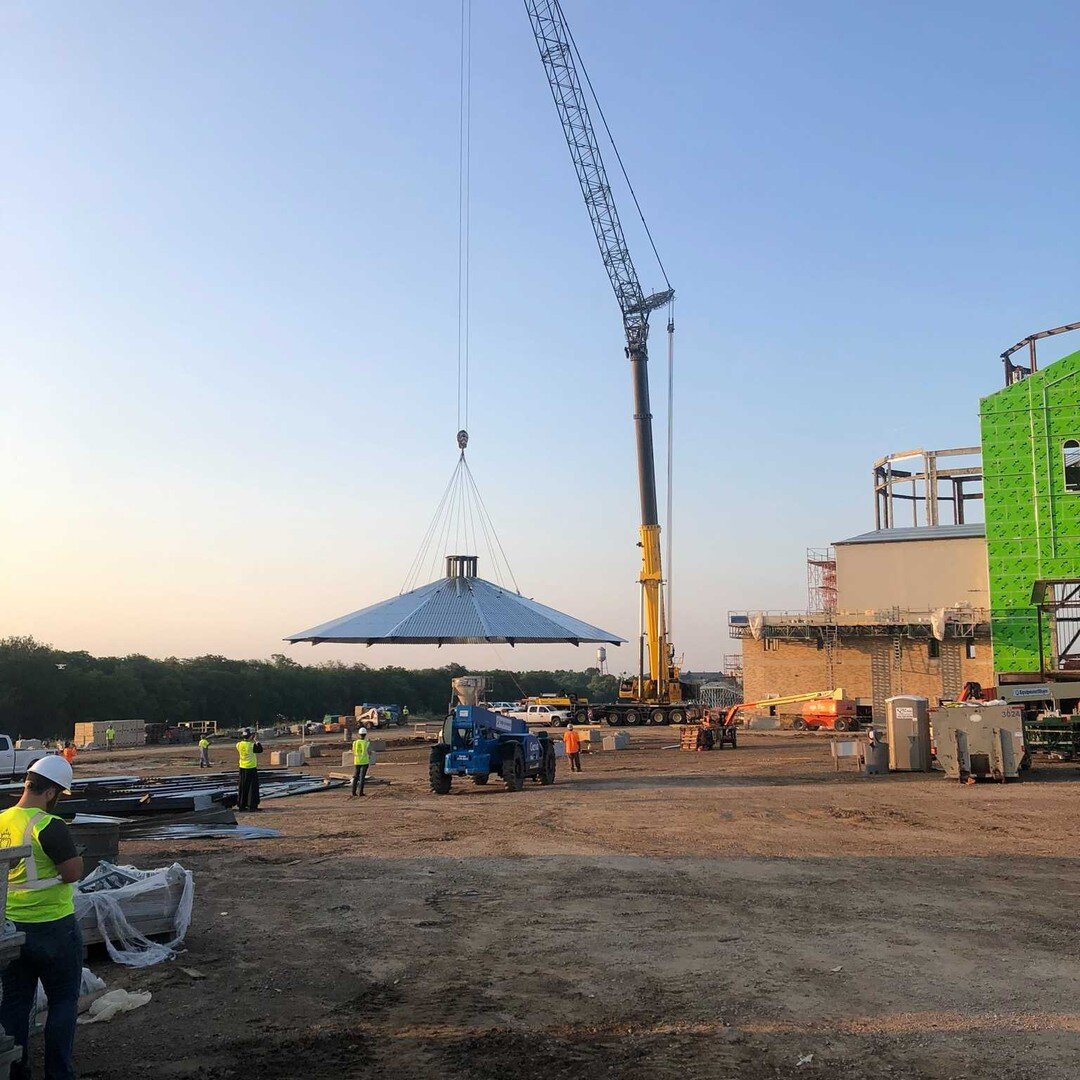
[563,724,582,772]
[236,729,264,811]
[351,727,371,797]
[198,736,211,769]
[0,757,82,1080]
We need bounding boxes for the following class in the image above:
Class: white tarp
[75,862,194,967]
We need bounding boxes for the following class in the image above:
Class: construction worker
[402,705,410,723]
[236,729,263,811]
[563,723,582,772]
[104,725,115,751]
[351,727,371,797]
[0,757,83,1080]
[198,736,211,769]
[61,742,76,765]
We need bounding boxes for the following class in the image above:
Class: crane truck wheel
[604,713,620,726]
[624,710,641,726]
[650,709,667,725]
[574,709,588,724]
[429,759,452,795]
[502,747,525,792]
[669,708,685,724]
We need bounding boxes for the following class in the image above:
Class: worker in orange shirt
[61,743,76,766]
[563,723,582,773]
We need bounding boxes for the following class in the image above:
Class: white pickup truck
[507,703,572,727]
[0,737,51,781]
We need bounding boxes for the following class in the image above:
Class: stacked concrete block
[602,732,630,751]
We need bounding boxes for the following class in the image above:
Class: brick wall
[741,636,994,717]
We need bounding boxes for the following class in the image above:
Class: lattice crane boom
[525,0,678,701]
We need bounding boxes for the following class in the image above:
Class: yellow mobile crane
[526,2,696,727]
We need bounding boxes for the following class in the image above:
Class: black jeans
[237,768,260,810]
[568,752,582,772]
[352,765,369,796]
[0,913,82,1080]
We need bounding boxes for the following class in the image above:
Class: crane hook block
[457,429,469,450]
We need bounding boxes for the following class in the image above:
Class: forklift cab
[442,707,502,749]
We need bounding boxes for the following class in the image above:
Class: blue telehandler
[429,677,557,794]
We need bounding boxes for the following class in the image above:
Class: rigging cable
[456,0,472,431]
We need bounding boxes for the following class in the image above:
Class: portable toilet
[885,695,931,771]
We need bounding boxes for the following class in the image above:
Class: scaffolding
[728,608,988,642]
[873,447,982,529]
[807,548,837,613]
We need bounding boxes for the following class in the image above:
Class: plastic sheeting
[76,861,194,967]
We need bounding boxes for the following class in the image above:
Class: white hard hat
[358,727,368,736]
[28,756,73,794]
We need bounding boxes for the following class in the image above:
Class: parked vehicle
[0,736,50,780]
[359,704,405,728]
[507,703,572,727]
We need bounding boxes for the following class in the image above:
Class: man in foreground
[0,756,83,1080]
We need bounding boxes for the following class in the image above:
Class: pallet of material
[680,725,700,751]
[74,720,146,749]
[75,863,189,947]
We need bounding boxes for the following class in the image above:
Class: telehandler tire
[539,746,556,785]
[472,774,489,785]
[502,747,525,792]
[429,760,452,795]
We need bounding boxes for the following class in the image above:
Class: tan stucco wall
[742,636,994,710]
[834,537,988,611]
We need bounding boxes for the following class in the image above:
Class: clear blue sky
[3,1,1078,672]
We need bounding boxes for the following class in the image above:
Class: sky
[2,1,1079,674]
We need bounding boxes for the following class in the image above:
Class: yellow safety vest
[105,729,115,741]
[0,807,74,923]
[236,740,257,769]
[352,739,371,766]
[198,739,210,750]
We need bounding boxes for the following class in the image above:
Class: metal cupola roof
[285,555,625,647]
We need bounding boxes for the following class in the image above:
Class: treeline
[0,637,619,741]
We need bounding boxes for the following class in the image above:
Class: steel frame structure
[1001,321,1080,386]
[872,446,983,529]
[1031,579,1080,676]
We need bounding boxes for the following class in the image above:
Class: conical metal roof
[285,556,625,647]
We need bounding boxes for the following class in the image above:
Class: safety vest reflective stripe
[9,812,61,892]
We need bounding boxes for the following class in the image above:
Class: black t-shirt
[38,818,77,867]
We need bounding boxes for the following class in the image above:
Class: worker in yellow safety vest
[236,729,263,811]
[104,726,115,750]
[351,727,371,797]
[198,736,211,769]
[0,756,83,1080]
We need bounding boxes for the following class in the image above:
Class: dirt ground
[68,729,1080,1079]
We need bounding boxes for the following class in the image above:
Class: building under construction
[730,324,1080,721]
